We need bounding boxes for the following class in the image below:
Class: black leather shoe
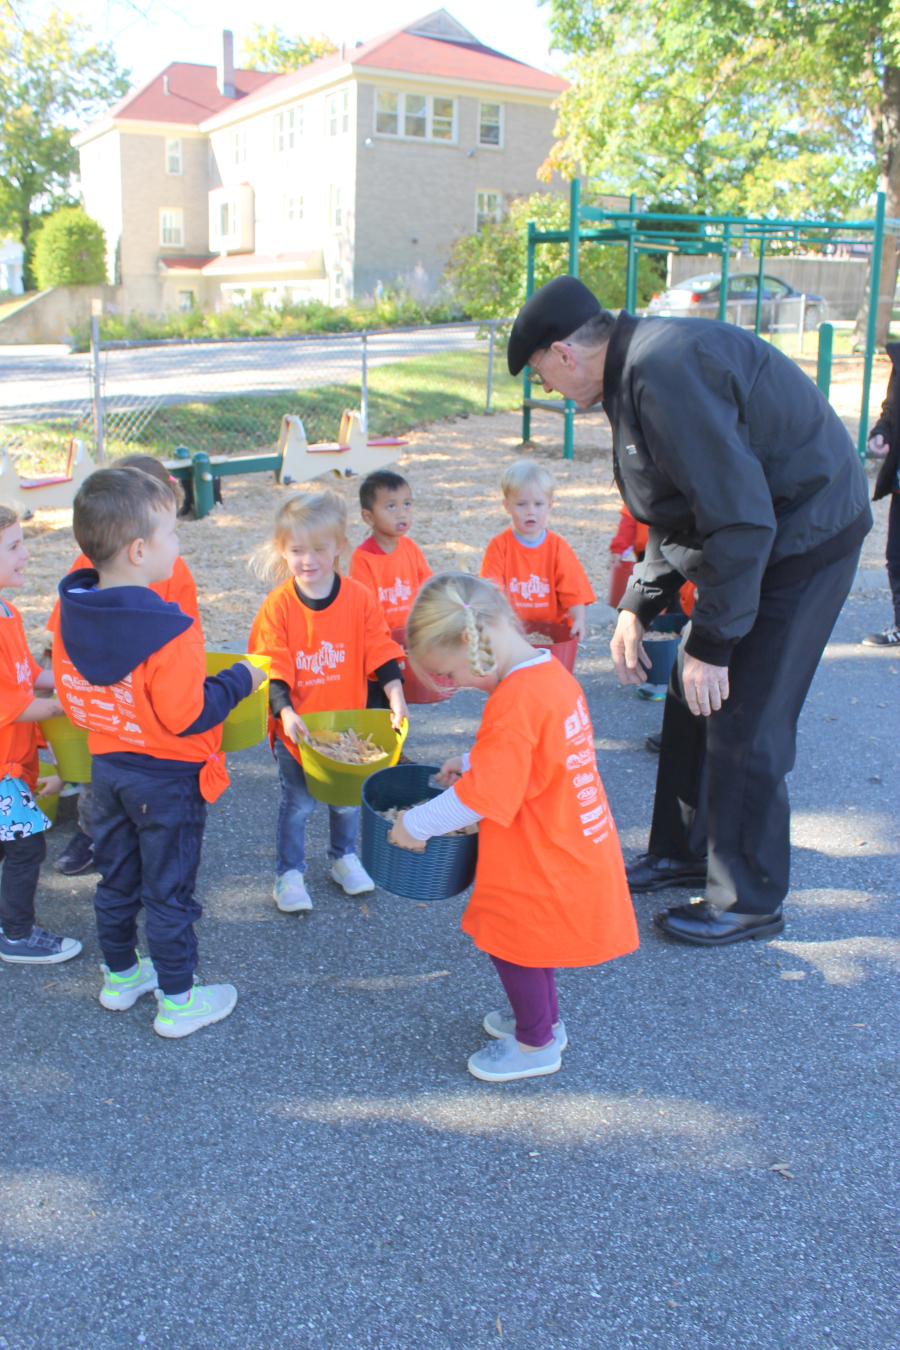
[655,899,784,946]
[645,732,662,754]
[626,852,707,892]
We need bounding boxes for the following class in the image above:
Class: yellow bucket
[39,717,92,783]
[205,652,271,753]
[36,760,59,825]
[298,710,409,806]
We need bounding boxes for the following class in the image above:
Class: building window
[375,91,457,142]
[332,187,342,230]
[475,190,502,230]
[328,89,350,137]
[405,94,426,138]
[160,208,184,247]
[332,270,343,303]
[177,289,195,312]
[284,194,304,223]
[166,139,182,174]
[231,129,246,165]
[376,90,398,135]
[218,202,230,238]
[478,103,502,148]
[275,112,285,153]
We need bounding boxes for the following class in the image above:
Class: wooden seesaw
[0,438,96,514]
[163,411,409,520]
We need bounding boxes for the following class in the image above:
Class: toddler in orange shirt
[389,573,637,1083]
[349,470,432,709]
[47,455,201,879]
[480,460,595,639]
[249,490,408,914]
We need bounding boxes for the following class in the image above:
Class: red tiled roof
[202,251,325,275]
[159,256,214,271]
[90,62,276,129]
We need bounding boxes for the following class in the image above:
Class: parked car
[649,272,825,330]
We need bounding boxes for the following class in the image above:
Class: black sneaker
[0,925,82,964]
[862,624,900,647]
[54,830,95,875]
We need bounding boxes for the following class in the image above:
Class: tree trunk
[855,62,900,348]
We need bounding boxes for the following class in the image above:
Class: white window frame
[332,270,343,303]
[373,90,457,143]
[478,102,503,150]
[332,186,343,231]
[284,194,304,224]
[177,289,195,312]
[231,129,246,166]
[165,138,182,175]
[327,88,350,138]
[159,208,184,248]
[475,190,502,231]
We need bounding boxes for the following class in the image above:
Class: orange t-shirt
[47,553,201,632]
[480,528,596,627]
[248,576,403,762]
[52,624,229,802]
[454,656,637,968]
[0,600,42,789]
[349,535,433,630]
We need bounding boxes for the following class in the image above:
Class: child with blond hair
[249,490,408,913]
[389,573,637,1082]
[480,460,595,639]
[54,467,265,1037]
[0,504,81,965]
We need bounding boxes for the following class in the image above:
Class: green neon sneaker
[99,956,158,1010]
[152,983,237,1039]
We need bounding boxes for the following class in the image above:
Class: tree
[444,191,661,319]
[32,206,106,287]
[0,4,129,270]
[540,0,900,341]
[240,25,336,73]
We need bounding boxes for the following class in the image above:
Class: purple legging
[490,955,558,1048]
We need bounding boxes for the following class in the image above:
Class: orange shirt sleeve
[454,715,536,828]
[156,557,200,624]
[348,548,378,603]
[0,645,35,729]
[249,587,297,687]
[361,586,404,679]
[552,535,596,609]
[144,627,208,736]
[409,539,432,588]
[479,533,506,586]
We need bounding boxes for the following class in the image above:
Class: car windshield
[674,275,719,293]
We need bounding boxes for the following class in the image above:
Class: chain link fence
[0,321,519,476]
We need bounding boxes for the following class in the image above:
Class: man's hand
[435,756,464,787]
[239,659,268,693]
[868,433,889,459]
[384,679,409,732]
[280,707,309,745]
[389,810,426,852]
[682,653,730,716]
[610,611,649,686]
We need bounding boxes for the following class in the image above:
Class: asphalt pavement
[0,589,897,1350]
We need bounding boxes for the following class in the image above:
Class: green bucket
[39,717,92,783]
[297,710,409,806]
[205,652,271,753]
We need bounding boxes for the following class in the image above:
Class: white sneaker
[99,956,158,1009]
[468,1036,562,1082]
[483,1008,568,1051]
[152,984,237,1039]
[273,869,313,913]
[330,854,374,895]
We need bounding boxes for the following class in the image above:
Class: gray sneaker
[153,983,237,1039]
[273,869,313,913]
[99,956,158,1009]
[0,925,82,965]
[468,1035,562,1082]
[483,1008,568,1050]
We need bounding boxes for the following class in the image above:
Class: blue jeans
[274,739,359,875]
[91,755,206,996]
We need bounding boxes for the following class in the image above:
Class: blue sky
[52,0,566,86]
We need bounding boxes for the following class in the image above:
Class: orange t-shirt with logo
[480,528,595,628]
[0,601,42,789]
[248,576,403,762]
[454,656,637,968]
[349,535,433,630]
[52,623,229,802]
[47,553,201,632]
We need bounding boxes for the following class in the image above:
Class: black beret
[507,276,602,376]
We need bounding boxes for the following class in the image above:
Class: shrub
[32,208,107,288]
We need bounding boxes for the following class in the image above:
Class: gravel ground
[0,580,897,1350]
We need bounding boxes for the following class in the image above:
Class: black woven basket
[361,764,478,902]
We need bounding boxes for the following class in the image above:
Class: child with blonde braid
[389,574,638,1082]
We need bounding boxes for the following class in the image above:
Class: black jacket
[869,342,900,502]
[603,313,872,665]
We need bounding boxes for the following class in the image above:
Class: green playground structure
[523,181,900,461]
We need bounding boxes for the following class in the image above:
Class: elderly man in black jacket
[509,277,872,945]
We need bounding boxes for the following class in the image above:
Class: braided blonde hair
[407,573,514,678]
[251,489,347,585]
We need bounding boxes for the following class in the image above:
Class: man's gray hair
[567,308,616,348]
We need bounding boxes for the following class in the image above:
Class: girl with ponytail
[392,573,638,1083]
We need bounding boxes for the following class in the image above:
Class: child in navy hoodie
[54,466,265,1039]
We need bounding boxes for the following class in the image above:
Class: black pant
[648,548,859,914]
[0,832,47,939]
[887,493,900,626]
[91,756,207,996]
[366,680,391,710]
